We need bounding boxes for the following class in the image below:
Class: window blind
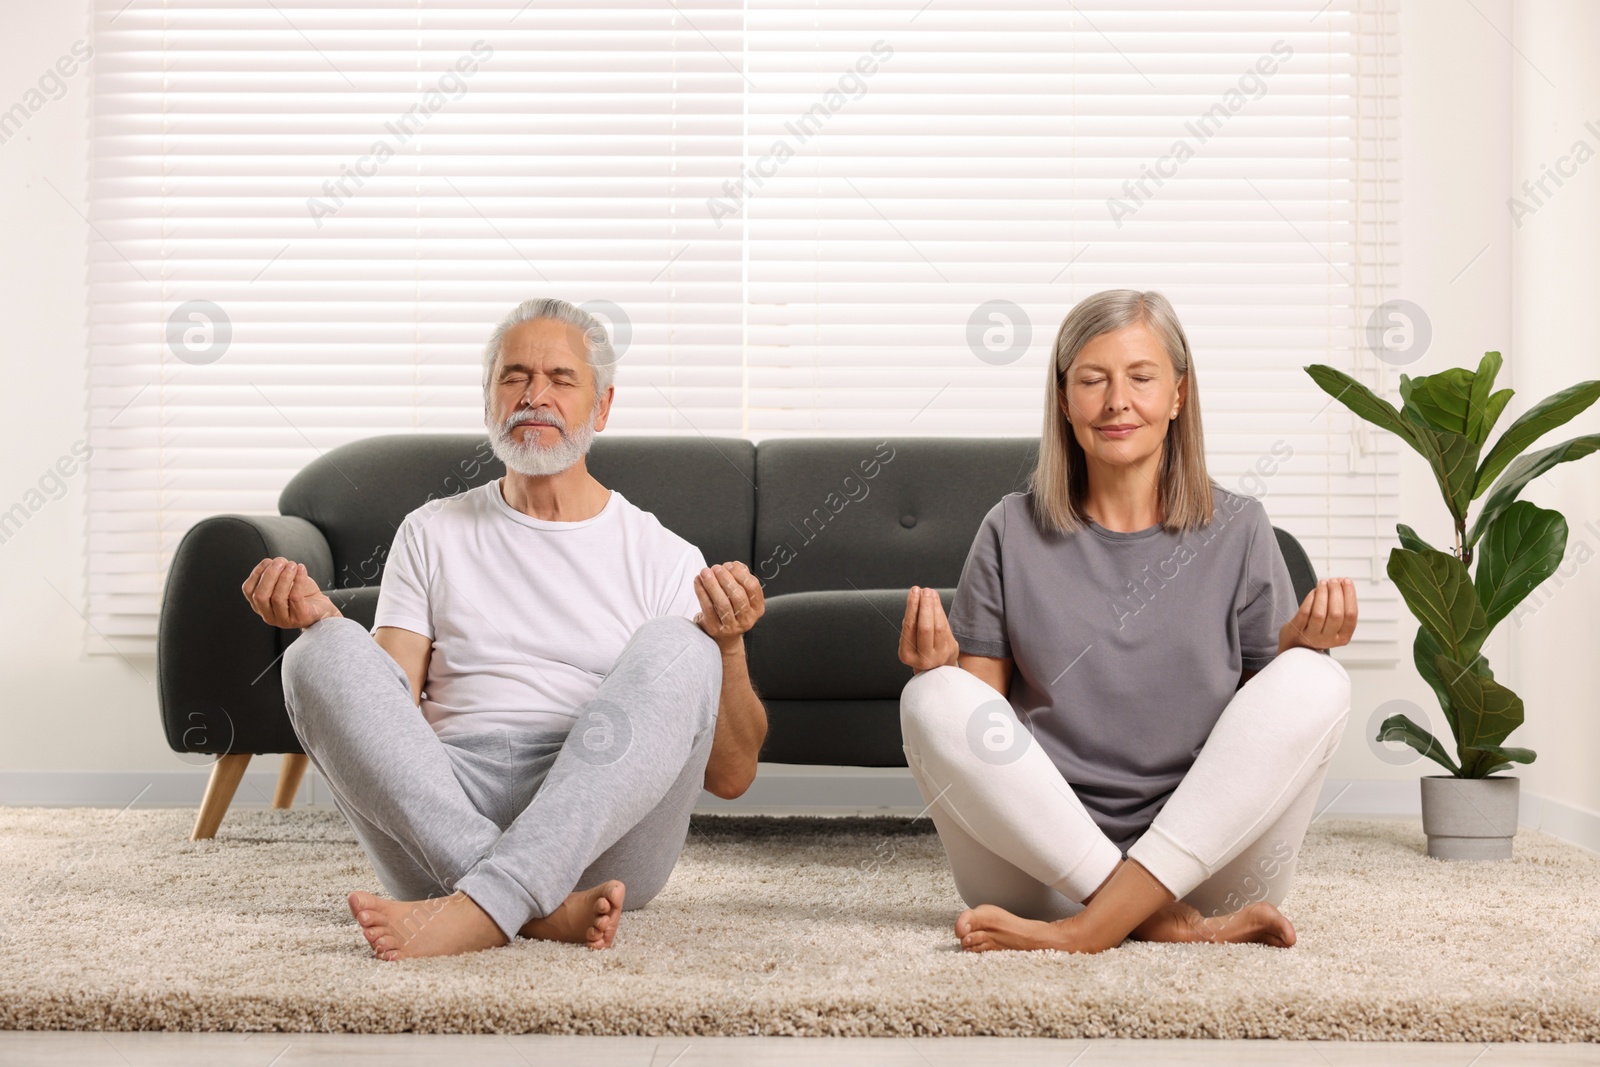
[88,0,1402,664]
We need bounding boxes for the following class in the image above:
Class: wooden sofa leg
[274,753,310,809]
[191,753,252,841]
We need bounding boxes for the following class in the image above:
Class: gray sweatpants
[280,613,722,940]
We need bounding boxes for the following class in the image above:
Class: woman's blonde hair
[1029,289,1214,536]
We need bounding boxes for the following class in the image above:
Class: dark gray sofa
[157,434,1319,838]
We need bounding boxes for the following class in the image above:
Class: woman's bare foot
[517,880,626,950]
[1130,900,1297,948]
[347,889,508,961]
[955,905,1114,953]
[954,898,1297,953]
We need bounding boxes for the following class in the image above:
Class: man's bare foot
[1130,899,1297,948]
[347,889,508,961]
[517,880,626,950]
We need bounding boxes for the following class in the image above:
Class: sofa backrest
[278,434,755,589]
[753,437,1041,597]
[587,436,755,570]
[275,432,1313,606]
[749,438,1321,603]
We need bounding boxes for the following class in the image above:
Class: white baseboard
[1517,789,1600,855]
[695,765,925,814]
[1308,778,1422,818]
[0,767,309,810]
[3,767,1596,855]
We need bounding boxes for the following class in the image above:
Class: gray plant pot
[1419,775,1520,860]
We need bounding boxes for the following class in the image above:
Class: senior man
[242,298,768,960]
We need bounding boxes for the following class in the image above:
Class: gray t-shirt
[947,481,1299,855]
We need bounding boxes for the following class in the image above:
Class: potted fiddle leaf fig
[1305,352,1600,860]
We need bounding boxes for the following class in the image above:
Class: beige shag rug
[2,807,1597,1040]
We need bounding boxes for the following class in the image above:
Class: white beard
[487,405,598,477]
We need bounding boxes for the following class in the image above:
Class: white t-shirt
[371,479,708,740]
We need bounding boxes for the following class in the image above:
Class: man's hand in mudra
[693,561,765,653]
[242,557,342,631]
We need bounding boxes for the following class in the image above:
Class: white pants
[899,647,1352,920]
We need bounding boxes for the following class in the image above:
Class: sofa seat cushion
[759,699,906,766]
[746,588,955,701]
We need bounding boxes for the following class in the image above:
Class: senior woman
[899,289,1355,953]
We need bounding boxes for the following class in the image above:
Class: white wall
[1372,0,1516,791]
[1507,0,1600,821]
[1,2,180,780]
[1,1,1593,835]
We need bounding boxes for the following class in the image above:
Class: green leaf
[1466,352,1511,445]
[1402,367,1480,437]
[1400,399,1432,434]
[1467,433,1600,547]
[1474,379,1600,499]
[1480,389,1515,442]
[1400,354,1512,447]
[1436,652,1526,761]
[1307,364,1475,520]
[1304,365,1422,451]
[1376,713,1461,775]
[1395,523,1435,555]
[1460,744,1536,780]
[1388,547,1490,663]
[1413,425,1480,525]
[1413,625,1485,741]
[1412,626,1452,734]
[1474,500,1567,630]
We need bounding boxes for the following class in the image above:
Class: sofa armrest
[157,514,334,756]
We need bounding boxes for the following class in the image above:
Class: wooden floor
[2,1035,1598,1065]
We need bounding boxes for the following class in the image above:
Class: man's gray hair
[481,298,617,399]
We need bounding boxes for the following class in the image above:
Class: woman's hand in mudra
[1280,577,1358,654]
[899,586,960,673]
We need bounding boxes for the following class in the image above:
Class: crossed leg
[899,646,1351,952]
[339,727,636,961]
[282,614,721,960]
